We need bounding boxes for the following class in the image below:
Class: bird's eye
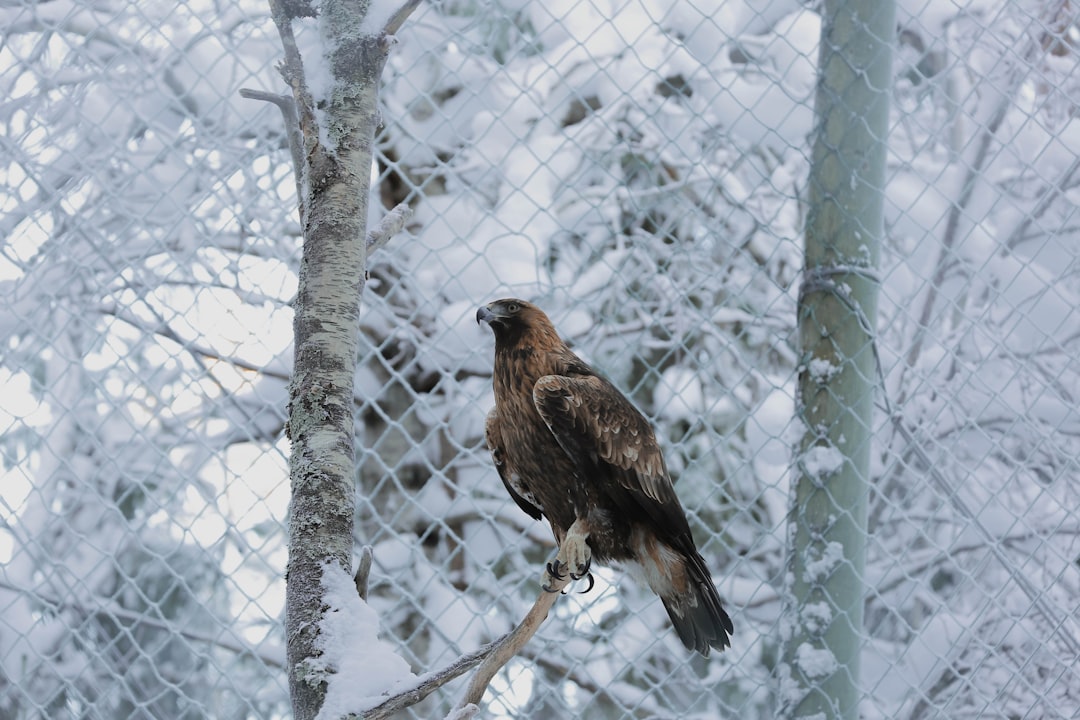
[507,302,520,313]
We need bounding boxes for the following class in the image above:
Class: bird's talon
[577,573,595,594]
[569,557,591,581]
[565,561,591,582]
[542,558,568,592]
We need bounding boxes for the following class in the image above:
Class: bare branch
[902,14,1054,374]
[367,203,413,255]
[239,88,304,186]
[265,0,321,223]
[353,572,570,718]
[99,303,291,382]
[890,418,1080,658]
[382,0,423,38]
[1003,154,1080,251]
[354,574,569,718]
[453,577,569,711]
[358,635,505,720]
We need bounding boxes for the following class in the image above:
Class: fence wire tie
[798,264,879,315]
[798,263,881,365]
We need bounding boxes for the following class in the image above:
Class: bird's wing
[532,374,677,505]
[485,408,543,520]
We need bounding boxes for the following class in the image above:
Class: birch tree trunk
[779,1,894,718]
[256,1,417,718]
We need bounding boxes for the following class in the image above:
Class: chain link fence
[2,0,1078,717]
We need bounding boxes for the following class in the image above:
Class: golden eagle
[478,298,732,655]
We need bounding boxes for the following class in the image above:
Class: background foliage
[2,0,1078,717]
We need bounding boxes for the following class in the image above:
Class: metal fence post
[780,0,894,717]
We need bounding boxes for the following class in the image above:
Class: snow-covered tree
[864,1,1080,714]
[1,1,293,716]
[2,0,1078,718]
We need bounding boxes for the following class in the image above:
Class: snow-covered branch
[355,637,504,720]
[0,577,283,669]
[366,203,413,255]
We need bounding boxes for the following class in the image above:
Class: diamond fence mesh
[1,0,1079,718]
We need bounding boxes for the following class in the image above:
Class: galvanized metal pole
[779,0,894,718]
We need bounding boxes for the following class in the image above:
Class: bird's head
[477,298,558,348]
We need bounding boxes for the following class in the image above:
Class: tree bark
[258,1,416,718]
[779,1,894,718]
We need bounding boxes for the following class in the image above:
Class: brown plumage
[477,298,733,655]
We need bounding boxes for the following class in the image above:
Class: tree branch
[452,577,569,712]
[382,0,424,38]
[239,88,305,190]
[265,0,321,224]
[1002,153,1080,251]
[354,545,374,601]
[902,17,1049,374]
[356,635,501,720]
[349,575,569,719]
[367,202,413,255]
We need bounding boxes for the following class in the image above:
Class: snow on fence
[2,0,1078,718]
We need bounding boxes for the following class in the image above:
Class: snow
[414,300,495,374]
[895,0,983,34]
[7,0,1080,717]
[653,366,705,421]
[702,9,820,149]
[800,601,833,634]
[803,541,845,584]
[312,561,416,720]
[301,20,333,108]
[801,444,844,481]
[806,357,838,383]
[746,387,795,527]
[371,535,415,574]
[569,250,626,297]
[359,0,401,35]
[795,642,838,679]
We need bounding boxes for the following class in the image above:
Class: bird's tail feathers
[659,549,733,656]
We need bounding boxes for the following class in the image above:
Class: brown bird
[477,298,733,655]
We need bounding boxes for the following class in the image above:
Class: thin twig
[239,88,305,192]
[354,546,374,601]
[382,0,423,37]
[808,263,1080,661]
[237,88,294,112]
[902,17,1049,374]
[1003,154,1080,251]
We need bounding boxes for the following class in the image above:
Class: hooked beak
[476,305,496,325]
